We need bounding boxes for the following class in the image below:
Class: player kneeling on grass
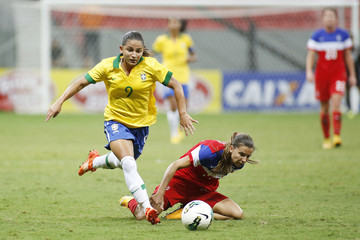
[120,132,258,220]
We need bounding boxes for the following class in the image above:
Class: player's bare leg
[212,198,243,220]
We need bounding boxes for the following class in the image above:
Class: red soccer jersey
[307,28,352,81]
[173,140,243,192]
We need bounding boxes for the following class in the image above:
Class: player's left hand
[179,112,198,136]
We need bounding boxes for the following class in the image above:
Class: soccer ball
[181,200,213,231]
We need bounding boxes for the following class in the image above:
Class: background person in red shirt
[306,7,356,149]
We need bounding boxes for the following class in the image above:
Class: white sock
[120,156,151,212]
[350,86,359,114]
[92,152,121,169]
[167,110,179,138]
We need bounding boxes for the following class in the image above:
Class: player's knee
[169,105,177,112]
[232,208,244,219]
[121,156,137,172]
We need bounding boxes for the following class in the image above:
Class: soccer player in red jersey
[306,8,356,149]
[120,132,258,220]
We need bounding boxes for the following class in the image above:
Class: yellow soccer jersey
[152,33,194,84]
[85,54,172,128]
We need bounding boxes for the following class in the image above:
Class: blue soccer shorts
[103,120,149,159]
[164,84,189,99]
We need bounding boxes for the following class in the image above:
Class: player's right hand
[306,71,314,83]
[45,102,62,122]
[150,193,164,212]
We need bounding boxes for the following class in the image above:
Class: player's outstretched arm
[150,156,191,211]
[45,77,90,121]
[166,77,199,135]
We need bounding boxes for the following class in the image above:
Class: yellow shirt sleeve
[150,57,173,86]
[184,34,194,51]
[152,35,165,53]
[84,58,111,83]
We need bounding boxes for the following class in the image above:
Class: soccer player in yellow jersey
[45,31,198,225]
[153,18,197,144]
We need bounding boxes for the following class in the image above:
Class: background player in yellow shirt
[152,18,197,144]
[45,31,198,225]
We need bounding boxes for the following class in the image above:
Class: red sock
[333,111,342,135]
[128,198,138,216]
[320,112,330,139]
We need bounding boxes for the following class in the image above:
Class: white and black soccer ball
[181,200,213,230]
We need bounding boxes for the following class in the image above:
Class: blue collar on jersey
[113,54,144,69]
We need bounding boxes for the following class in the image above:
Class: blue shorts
[104,120,149,160]
[164,84,189,99]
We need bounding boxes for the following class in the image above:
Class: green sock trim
[105,153,113,169]
[131,188,139,194]
[131,184,146,194]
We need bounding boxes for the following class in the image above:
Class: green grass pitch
[1,112,359,240]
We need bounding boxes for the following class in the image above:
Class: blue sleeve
[310,29,321,41]
[198,145,220,169]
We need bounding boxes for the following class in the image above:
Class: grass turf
[0,112,359,240]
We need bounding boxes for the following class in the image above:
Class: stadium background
[1,1,360,239]
[0,0,358,113]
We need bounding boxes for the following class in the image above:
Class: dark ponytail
[180,19,188,33]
